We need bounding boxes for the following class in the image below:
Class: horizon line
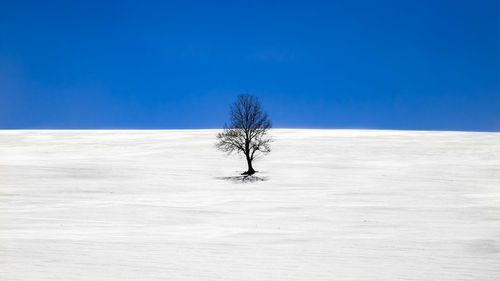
[1,127,499,133]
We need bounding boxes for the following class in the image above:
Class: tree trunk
[243,154,255,175]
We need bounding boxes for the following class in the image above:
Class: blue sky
[1,0,499,131]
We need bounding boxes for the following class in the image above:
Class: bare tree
[216,94,272,175]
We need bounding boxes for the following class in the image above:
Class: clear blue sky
[1,0,499,131]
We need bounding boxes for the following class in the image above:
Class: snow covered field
[1,129,499,280]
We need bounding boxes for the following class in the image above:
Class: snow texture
[1,129,499,280]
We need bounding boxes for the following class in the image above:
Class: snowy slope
[1,129,499,280]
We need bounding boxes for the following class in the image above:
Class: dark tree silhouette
[216,94,272,175]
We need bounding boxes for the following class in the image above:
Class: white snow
[1,129,499,280]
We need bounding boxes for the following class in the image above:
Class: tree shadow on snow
[216,175,268,183]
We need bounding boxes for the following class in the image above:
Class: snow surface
[1,129,499,280]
